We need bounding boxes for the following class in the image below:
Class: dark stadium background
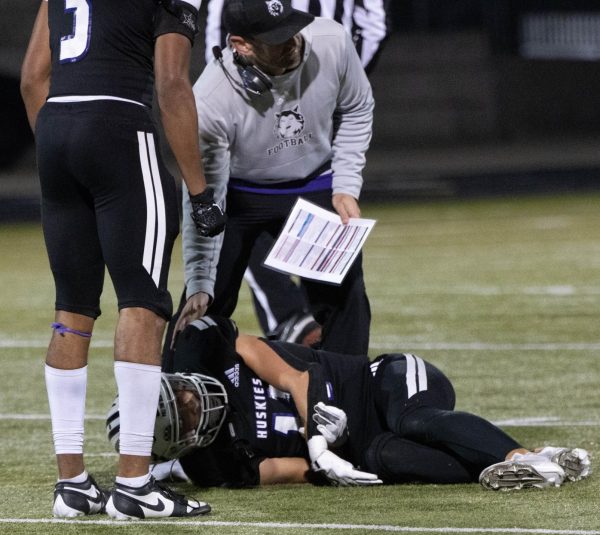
[1,0,600,220]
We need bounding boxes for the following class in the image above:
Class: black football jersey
[173,319,383,477]
[47,0,197,106]
[174,322,308,462]
[264,340,384,467]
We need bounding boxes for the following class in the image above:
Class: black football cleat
[105,476,210,520]
[53,474,108,518]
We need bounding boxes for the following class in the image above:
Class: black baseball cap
[224,0,314,45]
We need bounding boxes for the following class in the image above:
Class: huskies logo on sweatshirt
[267,106,312,155]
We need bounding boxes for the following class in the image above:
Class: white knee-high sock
[114,361,161,457]
[45,364,87,454]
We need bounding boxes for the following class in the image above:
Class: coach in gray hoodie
[174,0,374,355]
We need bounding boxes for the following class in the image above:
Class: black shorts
[370,353,456,431]
[36,100,179,319]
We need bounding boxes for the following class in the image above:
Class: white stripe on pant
[137,131,166,287]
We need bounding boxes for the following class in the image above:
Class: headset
[212,46,273,95]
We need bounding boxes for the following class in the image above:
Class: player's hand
[332,193,360,225]
[312,450,382,486]
[313,402,348,448]
[307,435,382,486]
[189,187,226,237]
[171,292,210,348]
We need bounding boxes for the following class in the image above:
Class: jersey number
[273,414,300,436]
[60,0,91,63]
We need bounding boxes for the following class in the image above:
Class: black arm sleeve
[305,364,331,438]
[179,443,263,488]
[155,0,199,44]
[262,340,320,369]
[262,340,331,438]
[172,317,239,374]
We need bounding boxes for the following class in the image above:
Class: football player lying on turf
[107,317,592,490]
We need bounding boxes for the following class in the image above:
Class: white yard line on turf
[370,341,600,351]
[4,339,600,351]
[0,519,599,534]
[1,413,598,427]
[0,413,600,427]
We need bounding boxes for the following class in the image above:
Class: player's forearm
[158,82,207,196]
[236,335,310,426]
[20,1,51,132]
[258,457,310,485]
[155,32,206,196]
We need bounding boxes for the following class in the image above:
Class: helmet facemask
[106,372,228,460]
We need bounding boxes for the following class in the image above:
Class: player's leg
[373,354,567,489]
[37,102,107,517]
[301,189,371,354]
[364,432,473,483]
[161,287,188,372]
[245,232,321,345]
[84,104,207,518]
[374,354,521,469]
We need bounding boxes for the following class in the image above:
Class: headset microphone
[212,46,272,96]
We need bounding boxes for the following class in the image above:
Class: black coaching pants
[210,188,371,355]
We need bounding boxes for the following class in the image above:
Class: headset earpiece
[232,50,251,67]
[213,46,272,95]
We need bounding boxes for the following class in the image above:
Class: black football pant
[36,101,178,320]
[365,354,521,483]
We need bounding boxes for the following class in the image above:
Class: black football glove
[189,187,226,237]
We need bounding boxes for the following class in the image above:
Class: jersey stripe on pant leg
[405,353,428,399]
[137,131,167,287]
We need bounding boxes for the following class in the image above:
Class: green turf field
[0,193,598,534]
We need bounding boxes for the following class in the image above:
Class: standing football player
[20,0,224,520]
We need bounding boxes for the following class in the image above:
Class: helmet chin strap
[51,322,92,338]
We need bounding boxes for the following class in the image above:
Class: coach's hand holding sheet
[264,198,376,285]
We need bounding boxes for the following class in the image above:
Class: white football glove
[312,402,349,448]
[307,436,382,486]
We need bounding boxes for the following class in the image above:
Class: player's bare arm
[154,32,207,197]
[259,457,310,485]
[20,1,50,131]
[236,334,309,428]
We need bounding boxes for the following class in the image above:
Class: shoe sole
[480,462,560,491]
[552,449,591,481]
[105,496,211,520]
